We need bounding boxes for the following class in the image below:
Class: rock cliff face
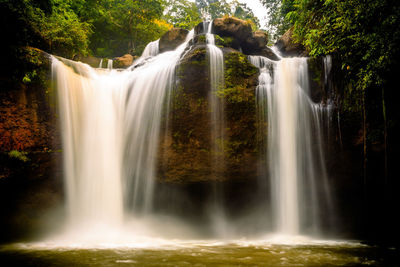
[157,45,260,183]
[0,47,61,169]
[0,47,63,242]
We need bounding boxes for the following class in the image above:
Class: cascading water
[51,20,334,242]
[206,20,225,158]
[250,54,334,236]
[107,59,113,69]
[52,30,194,239]
[131,39,160,67]
[205,21,229,237]
[53,58,124,231]
[98,59,103,68]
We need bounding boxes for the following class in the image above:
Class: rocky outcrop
[159,28,189,53]
[113,54,138,68]
[193,18,278,61]
[242,30,269,54]
[212,17,253,44]
[275,27,308,57]
[157,44,260,183]
[248,47,280,61]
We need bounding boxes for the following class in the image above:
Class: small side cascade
[141,39,160,58]
[107,59,113,69]
[129,39,160,68]
[99,59,103,68]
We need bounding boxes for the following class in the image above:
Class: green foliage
[2,0,260,59]
[197,34,207,44]
[221,52,258,159]
[89,0,171,56]
[22,71,36,84]
[261,0,294,39]
[286,0,400,93]
[195,0,231,20]
[263,0,400,109]
[163,0,202,30]
[1,0,174,59]
[1,0,92,57]
[39,0,92,57]
[8,150,30,162]
[265,0,400,179]
[224,52,258,89]
[195,0,259,30]
[232,1,260,30]
[214,35,233,48]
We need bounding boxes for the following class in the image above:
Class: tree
[86,0,172,57]
[163,0,202,30]
[232,1,260,30]
[195,0,232,20]
[261,0,294,39]
[1,0,92,57]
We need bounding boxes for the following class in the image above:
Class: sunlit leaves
[163,0,202,30]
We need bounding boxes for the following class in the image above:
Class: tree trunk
[362,88,367,199]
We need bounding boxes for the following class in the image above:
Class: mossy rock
[191,34,207,45]
[215,35,240,49]
[158,46,260,183]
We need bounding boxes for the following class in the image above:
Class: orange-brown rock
[275,27,308,57]
[159,28,189,52]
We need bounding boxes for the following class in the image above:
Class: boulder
[159,28,189,53]
[75,56,101,68]
[248,47,280,61]
[275,27,308,57]
[113,54,138,68]
[242,30,269,54]
[212,17,252,44]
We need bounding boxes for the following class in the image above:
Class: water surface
[1,240,397,266]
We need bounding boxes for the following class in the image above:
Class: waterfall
[251,54,334,236]
[205,21,228,237]
[50,22,334,241]
[98,59,103,68]
[130,39,160,67]
[107,59,113,69]
[52,57,124,229]
[206,21,225,167]
[141,39,160,58]
[52,30,194,235]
